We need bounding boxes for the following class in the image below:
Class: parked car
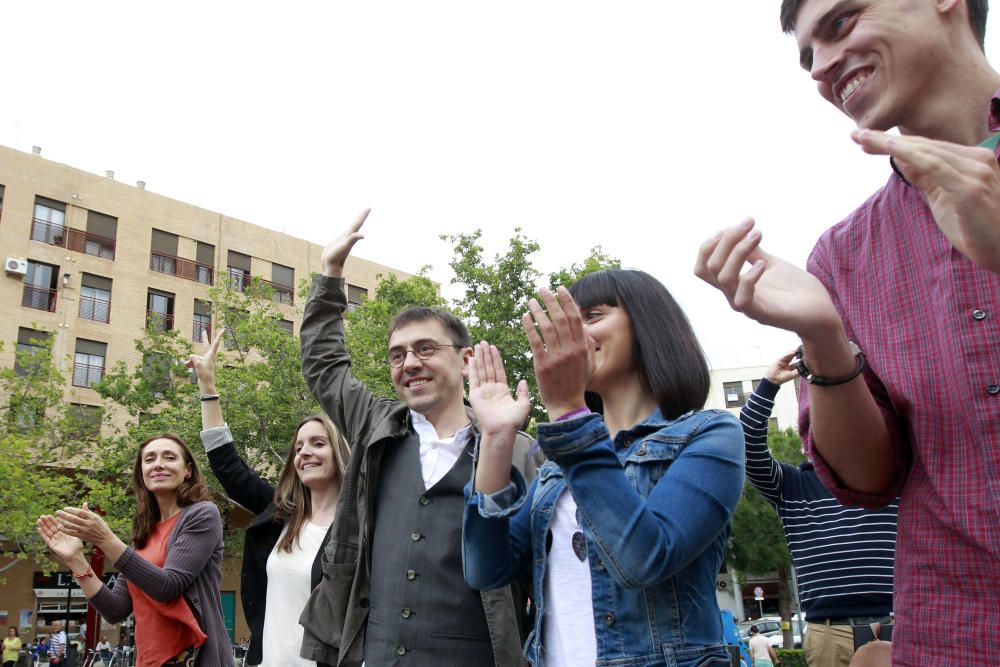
[739,614,807,649]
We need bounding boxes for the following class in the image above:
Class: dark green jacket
[297,275,540,667]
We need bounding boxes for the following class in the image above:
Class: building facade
[0,144,421,648]
[707,364,800,433]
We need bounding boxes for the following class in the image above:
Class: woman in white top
[191,332,349,666]
[748,625,780,667]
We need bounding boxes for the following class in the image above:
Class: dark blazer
[207,438,331,666]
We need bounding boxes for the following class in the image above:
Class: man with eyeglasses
[297,209,541,667]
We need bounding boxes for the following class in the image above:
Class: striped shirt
[741,380,896,621]
[48,630,66,659]
[802,96,1000,666]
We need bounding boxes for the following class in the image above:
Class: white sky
[3,2,999,369]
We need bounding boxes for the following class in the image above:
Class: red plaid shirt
[800,91,1000,667]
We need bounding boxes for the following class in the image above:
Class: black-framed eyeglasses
[387,342,462,368]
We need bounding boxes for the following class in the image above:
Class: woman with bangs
[37,432,232,666]
[191,331,349,667]
[464,269,745,667]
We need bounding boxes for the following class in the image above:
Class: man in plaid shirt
[695,1,1000,665]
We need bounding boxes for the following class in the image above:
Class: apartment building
[0,143,420,646]
[707,364,801,433]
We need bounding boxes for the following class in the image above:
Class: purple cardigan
[90,501,234,666]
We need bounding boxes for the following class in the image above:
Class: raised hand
[37,514,85,566]
[522,287,592,421]
[468,342,531,438]
[188,329,225,392]
[321,209,370,277]
[694,219,843,340]
[852,129,1000,275]
[765,350,800,386]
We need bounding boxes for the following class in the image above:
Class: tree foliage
[0,335,110,577]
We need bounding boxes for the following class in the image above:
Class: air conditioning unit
[5,257,27,277]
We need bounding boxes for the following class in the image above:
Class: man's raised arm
[694,219,903,503]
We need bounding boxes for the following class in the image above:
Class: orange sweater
[128,513,206,666]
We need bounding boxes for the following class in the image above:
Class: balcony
[150,251,214,284]
[22,285,58,312]
[225,269,293,304]
[79,294,111,323]
[31,219,116,260]
[72,362,105,388]
[146,310,175,332]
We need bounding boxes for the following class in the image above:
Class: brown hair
[273,414,350,552]
[131,434,211,548]
[779,0,989,49]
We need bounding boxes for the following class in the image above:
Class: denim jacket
[464,409,744,667]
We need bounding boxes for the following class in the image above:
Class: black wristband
[793,342,866,387]
[199,394,221,401]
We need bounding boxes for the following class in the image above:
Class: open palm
[37,514,84,565]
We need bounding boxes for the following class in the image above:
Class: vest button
[401,608,412,618]
[396,646,406,656]
[419,495,431,506]
[411,531,422,541]
[596,559,605,570]
[636,445,647,456]
[603,612,615,626]
[973,308,987,321]
[988,384,1000,396]
[406,569,416,580]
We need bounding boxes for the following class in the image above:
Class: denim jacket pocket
[624,436,684,495]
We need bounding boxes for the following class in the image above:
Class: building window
[73,339,107,388]
[30,196,66,246]
[22,260,59,312]
[0,184,5,222]
[150,229,180,275]
[227,251,251,292]
[143,352,171,398]
[193,300,212,342]
[196,242,215,284]
[278,319,294,336]
[7,395,45,430]
[15,327,52,377]
[147,289,175,331]
[79,273,112,323]
[347,284,368,312]
[724,380,747,408]
[67,404,103,440]
[271,263,294,305]
[79,210,117,260]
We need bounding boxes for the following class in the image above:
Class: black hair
[388,307,471,349]
[780,0,988,49]
[569,269,710,420]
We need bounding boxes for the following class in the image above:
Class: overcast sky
[3,2,998,369]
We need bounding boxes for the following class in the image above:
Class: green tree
[728,426,805,648]
[0,334,107,577]
[547,245,621,292]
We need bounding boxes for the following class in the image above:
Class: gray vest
[364,431,494,666]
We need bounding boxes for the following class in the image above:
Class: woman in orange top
[38,435,233,666]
